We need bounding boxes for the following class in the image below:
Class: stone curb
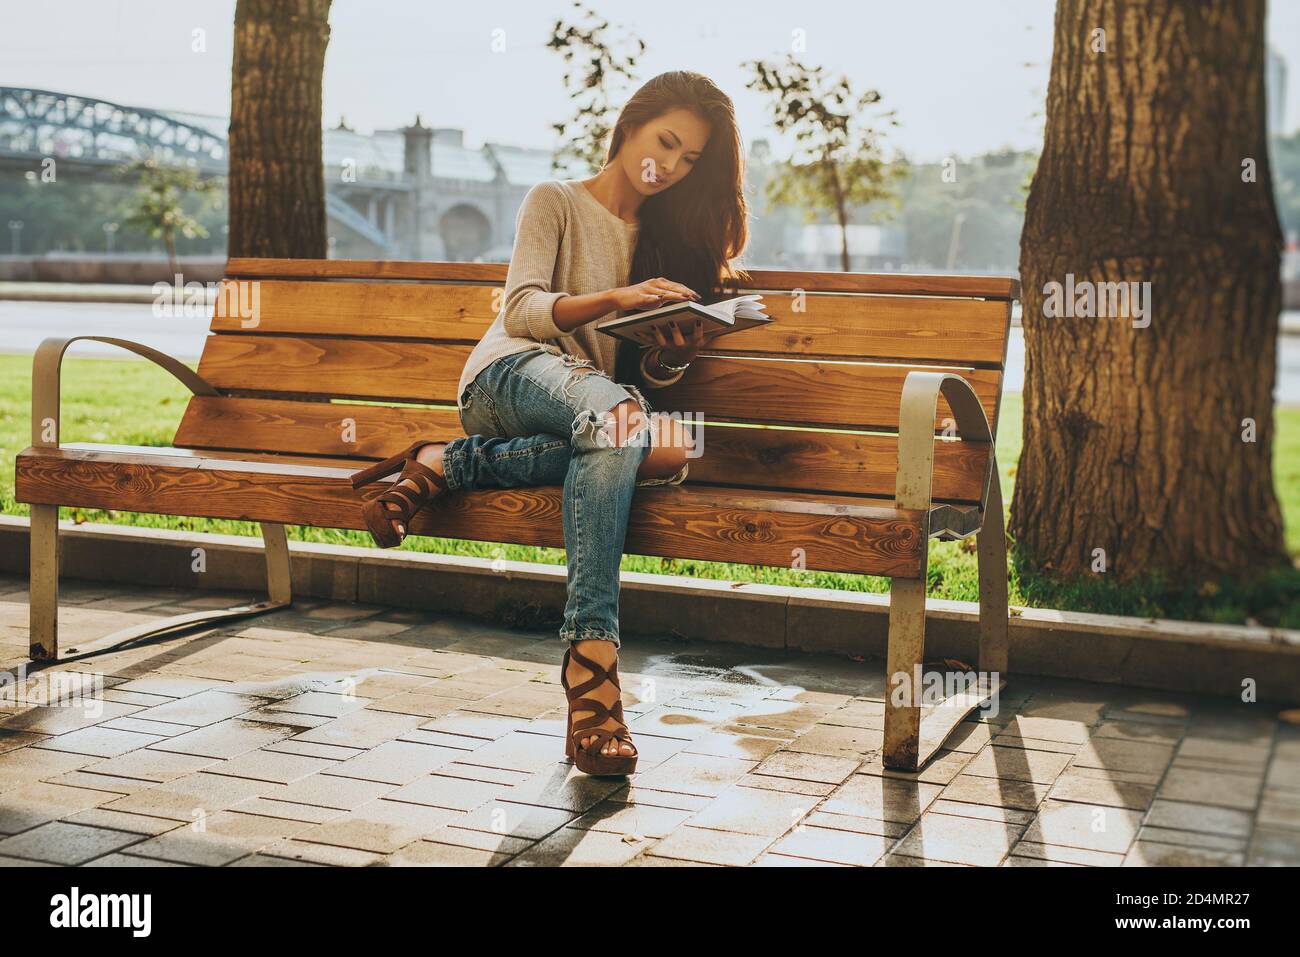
[1,515,1297,703]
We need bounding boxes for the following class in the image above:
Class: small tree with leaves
[744,53,903,271]
[546,1,645,176]
[120,156,220,275]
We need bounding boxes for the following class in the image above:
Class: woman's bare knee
[637,414,691,480]
[597,398,647,448]
[580,397,690,479]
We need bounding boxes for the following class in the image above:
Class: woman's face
[619,107,712,196]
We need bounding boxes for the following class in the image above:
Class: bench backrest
[175,258,1017,505]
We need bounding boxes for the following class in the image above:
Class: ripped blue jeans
[441,343,689,649]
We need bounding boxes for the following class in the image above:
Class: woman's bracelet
[653,348,691,373]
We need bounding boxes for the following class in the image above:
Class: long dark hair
[607,71,751,383]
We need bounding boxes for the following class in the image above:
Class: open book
[596,294,771,347]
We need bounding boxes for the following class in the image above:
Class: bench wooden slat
[16,445,926,577]
[653,358,1003,432]
[211,280,1011,367]
[173,395,991,502]
[195,335,470,402]
[193,335,1002,432]
[211,279,492,340]
[225,258,1020,300]
[633,295,1010,367]
[62,442,371,472]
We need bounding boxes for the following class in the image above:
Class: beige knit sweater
[456,179,685,412]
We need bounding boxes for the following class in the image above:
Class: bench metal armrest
[24,337,289,664]
[895,370,996,536]
[30,335,218,450]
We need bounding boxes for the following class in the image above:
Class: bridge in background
[0,87,575,260]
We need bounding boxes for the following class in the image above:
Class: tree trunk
[830,167,850,271]
[1012,0,1286,581]
[228,0,332,258]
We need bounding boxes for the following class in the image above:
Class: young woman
[349,70,750,776]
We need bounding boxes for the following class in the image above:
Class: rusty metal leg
[883,576,926,771]
[261,523,292,604]
[29,504,60,661]
[884,571,1005,771]
[29,522,294,662]
[977,459,1009,678]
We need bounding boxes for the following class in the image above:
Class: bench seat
[17,442,932,578]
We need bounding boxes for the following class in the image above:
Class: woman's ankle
[571,637,618,663]
[414,443,445,474]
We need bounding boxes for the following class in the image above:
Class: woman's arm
[552,278,703,335]
[551,290,621,333]
[499,183,575,340]
[498,183,699,342]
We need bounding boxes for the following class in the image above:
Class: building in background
[324,115,586,261]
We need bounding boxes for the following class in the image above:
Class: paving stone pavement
[0,572,1297,867]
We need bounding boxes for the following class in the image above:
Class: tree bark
[1012,0,1286,581]
[228,0,332,258]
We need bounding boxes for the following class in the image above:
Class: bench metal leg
[881,373,1010,771]
[27,516,293,662]
[262,523,292,605]
[883,576,926,770]
[882,573,1005,772]
[29,504,59,661]
[882,464,1009,772]
[977,461,1009,677]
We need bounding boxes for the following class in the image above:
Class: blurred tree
[228,0,332,258]
[546,1,646,176]
[119,157,220,274]
[1271,129,1300,243]
[892,150,1036,271]
[0,169,225,257]
[1014,0,1287,580]
[743,53,903,271]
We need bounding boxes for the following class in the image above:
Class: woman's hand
[610,277,700,312]
[649,318,708,366]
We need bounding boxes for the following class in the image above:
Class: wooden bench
[16,257,1018,770]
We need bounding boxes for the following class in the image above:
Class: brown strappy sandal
[349,439,450,548]
[561,644,638,776]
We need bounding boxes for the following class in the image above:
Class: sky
[3,0,1299,164]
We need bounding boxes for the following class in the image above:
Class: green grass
[4,353,1299,627]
